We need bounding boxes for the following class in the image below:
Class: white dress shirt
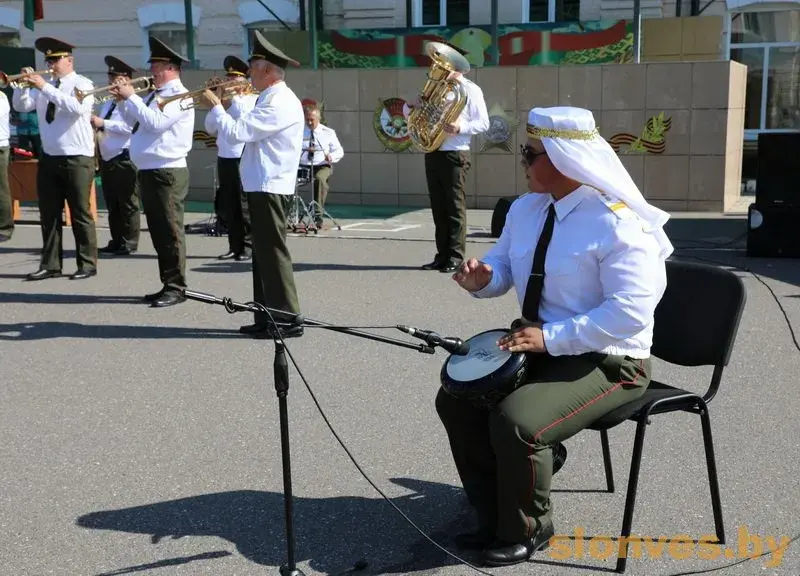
[207,81,304,195]
[119,78,195,170]
[402,76,490,152]
[97,99,133,162]
[0,91,9,147]
[12,71,95,157]
[474,187,667,359]
[300,123,344,167]
[204,93,258,159]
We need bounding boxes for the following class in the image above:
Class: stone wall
[188,60,747,213]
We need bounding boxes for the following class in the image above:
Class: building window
[413,0,470,27]
[523,0,580,22]
[0,31,20,47]
[238,0,300,61]
[137,3,201,67]
[729,9,800,136]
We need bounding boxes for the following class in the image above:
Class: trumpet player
[200,31,304,339]
[110,36,194,308]
[90,56,140,256]
[204,55,256,261]
[0,88,11,242]
[12,36,99,281]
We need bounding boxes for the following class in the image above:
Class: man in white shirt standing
[0,88,12,242]
[201,31,304,339]
[441,106,673,567]
[13,37,98,280]
[300,103,343,227]
[204,55,257,261]
[405,42,489,273]
[91,55,139,256]
[110,37,194,308]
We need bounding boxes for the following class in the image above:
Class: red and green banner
[23,0,44,31]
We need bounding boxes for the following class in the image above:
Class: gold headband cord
[526,124,599,140]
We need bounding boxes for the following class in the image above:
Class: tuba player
[404,42,489,273]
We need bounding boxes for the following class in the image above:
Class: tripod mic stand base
[280,566,306,576]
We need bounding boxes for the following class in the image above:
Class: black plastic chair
[587,259,747,573]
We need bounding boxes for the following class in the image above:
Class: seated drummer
[442,106,674,567]
[300,103,343,227]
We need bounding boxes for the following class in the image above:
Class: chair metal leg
[698,400,726,545]
[615,416,649,573]
[600,429,615,492]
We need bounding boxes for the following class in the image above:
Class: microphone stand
[183,289,451,576]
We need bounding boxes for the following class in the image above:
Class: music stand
[182,288,461,576]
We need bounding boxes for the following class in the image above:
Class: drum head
[445,330,512,382]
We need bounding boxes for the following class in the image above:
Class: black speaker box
[756,133,800,207]
[746,202,800,258]
[490,196,519,238]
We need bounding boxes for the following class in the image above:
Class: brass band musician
[91,56,140,256]
[12,36,98,281]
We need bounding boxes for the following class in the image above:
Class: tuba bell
[406,41,471,153]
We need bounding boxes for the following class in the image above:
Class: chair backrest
[651,259,747,367]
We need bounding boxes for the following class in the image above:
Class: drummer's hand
[452,258,492,292]
[497,324,546,353]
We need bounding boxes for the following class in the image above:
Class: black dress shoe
[0,234,11,242]
[113,246,136,256]
[439,261,461,273]
[553,442,568,475]
[151,291,186,308]
[420,260,444,270]
[239,322,269,334]
[235,251,251,261]
[70,269,97,280]
[218,251,236,260]
[25,269,62,281]
[482,523,554,567]
[454,530,495,550]
[98,243,119,254]
[252,324,305,339]
[143,287,166,302]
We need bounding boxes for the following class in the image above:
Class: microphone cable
[248,304,497,576]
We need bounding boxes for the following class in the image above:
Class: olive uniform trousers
[424,150,470,264]
[0,146,13,237]
[436,352,650,542]
[37,154,98,272]
[216,156,251,255]
[310,164,332,215]
[138,167,189,291]
[100,150,140,251]
[247,192,300,325]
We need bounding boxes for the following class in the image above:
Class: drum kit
[440,329,529,410]
[287,156,342,234]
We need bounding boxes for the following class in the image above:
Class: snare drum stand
[287,173,316,235]
[182,288,465,576]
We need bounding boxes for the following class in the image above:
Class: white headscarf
[527,106,674,260]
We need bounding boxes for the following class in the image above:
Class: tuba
[406,42,471,153]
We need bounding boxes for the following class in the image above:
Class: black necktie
[521,203,557,323]
[132,91,158,134]
[103,102,116,120]
[307,130,316,163]
[45,79,60,124]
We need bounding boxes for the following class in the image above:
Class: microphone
[396,325,470,356]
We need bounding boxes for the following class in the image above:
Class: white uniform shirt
[207,81,304,195]
[119,78,195,170]
[97,99,133,162]
[0,91,9,147]
[203,93,257,159]
[474,187,667,359]
[300,123,344,167]
[402,76,489,152]
[12,71,95,157]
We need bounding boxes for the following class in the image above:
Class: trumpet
[156,77,255,111]
[0,68,52,89]
[75,76,154,104]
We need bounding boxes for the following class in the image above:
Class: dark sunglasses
[520,144,546,166]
